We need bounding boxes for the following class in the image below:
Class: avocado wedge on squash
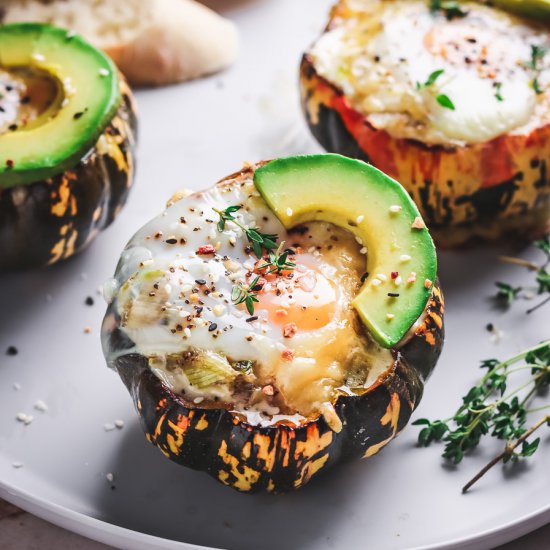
[0,23,137,270]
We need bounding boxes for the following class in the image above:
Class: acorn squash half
[300,0,550,247]
[102,159,445,493]
[0,23,137,270]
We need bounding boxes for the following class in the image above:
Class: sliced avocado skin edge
[477,0,550,21]
[254,154,438,349]
[0,23,121,188]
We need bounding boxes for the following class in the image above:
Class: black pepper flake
[486,323,494,332]
[85,296,94,306]
[208,323,218,332]
[195,279,207,285]
[388,293,400,298]
[180,217,187,224]
[6,346,18,356]
[246,316,258,322]
[8,124,17,131]
[165,237,178,244]
[195,306,204,314]
[21,95,31,105]
[360,272,370,283]
[73,110,86,120]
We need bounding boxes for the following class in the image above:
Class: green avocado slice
[477,0,550,21]
[254,154,437,349]
[0,23,120,188]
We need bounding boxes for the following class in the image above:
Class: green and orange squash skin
[300,54,550,248]
[0,78,137,270]
[106,282,444,494]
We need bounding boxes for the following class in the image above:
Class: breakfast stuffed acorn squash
[0,23,137,270]
[300,0,550,247]
[102,154,444,493]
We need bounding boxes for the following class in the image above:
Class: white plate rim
[1,477,548,550]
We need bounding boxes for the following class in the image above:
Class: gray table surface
[0,499,548,549]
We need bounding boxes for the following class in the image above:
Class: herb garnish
[214,206,278,258]
[429,0,468,20]
[416,69,456,110]
[231,275,262,315]
[258,242,296,275]
[494,81,503,102]
[526,45,547,95]
[495,234,550,314]
[414,341,550,492]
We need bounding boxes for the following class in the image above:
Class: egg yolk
[255,254,338,331]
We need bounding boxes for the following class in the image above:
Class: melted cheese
[311,0,550,145]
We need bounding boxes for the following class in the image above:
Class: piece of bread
[0,0,239,87]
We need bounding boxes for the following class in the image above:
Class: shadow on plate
[93,418,390,550]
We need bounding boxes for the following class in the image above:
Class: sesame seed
[386,313,395,320]
[106,473,115,483]
[377,273,388,281]
[400,254,412,262]
[394,276,402,286]
[32,53,45,62]
[16,413,33,425]
[355,236,363,245]
[98,68,110,77]
[371,279,381,286]
[12,462,24,469]
[356,215,364,224]
[34,400,48,412]
[360,247,367,254]
[115,420,125,429]
[183,327,192,338]
[213,305,225,317]
[104,423,116,432]
[412,217,426,230]
[389,205,402,213]
[194,397,204,404]
[286,207,293,216]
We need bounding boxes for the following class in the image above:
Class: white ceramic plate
[1,1,549,549]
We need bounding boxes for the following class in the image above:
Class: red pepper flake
[262,385,275,396]
[391,271,399,279]
[407,272,417,284]
[283,322,298,338]
[197,245,216,255]
[411,217,426,230]
[424,278,433,289]
[281,349,295,362]
[5,159,14,169]
[276,308,288,317]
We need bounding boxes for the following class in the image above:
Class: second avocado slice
[254,154,437,348]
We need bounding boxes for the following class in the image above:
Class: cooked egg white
[311,0,550,145]
[102,168,393,428]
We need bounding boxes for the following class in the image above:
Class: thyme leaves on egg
[416,69,456,110]
[429,0,468,20]
[414,341,550,492]
[494,81,504,102]
[214,205,278,257]
[526,45,547,95]
[258,242,296,275]
[231,275,262,315]
[495,234,550,313]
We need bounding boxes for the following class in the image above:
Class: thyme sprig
[416,69,456,110]
[526,45,547,95]
[429,0,468,20]
[258,242,296,275]
[231,275,262,315]
[214,205,278,258]
[414,341,550,492]
[495,234,550,313]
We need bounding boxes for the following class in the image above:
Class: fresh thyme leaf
[496,235,550,313]
[429,0,468,19]
[526,45,547,95]
[259,242,296,275]
[417,69,445,89]
[495,282,522,306]
[416,341,550,491]
[436,94,455,110]
[214,205,242,232]
[231,277,261,315]
[494,81,503,102]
